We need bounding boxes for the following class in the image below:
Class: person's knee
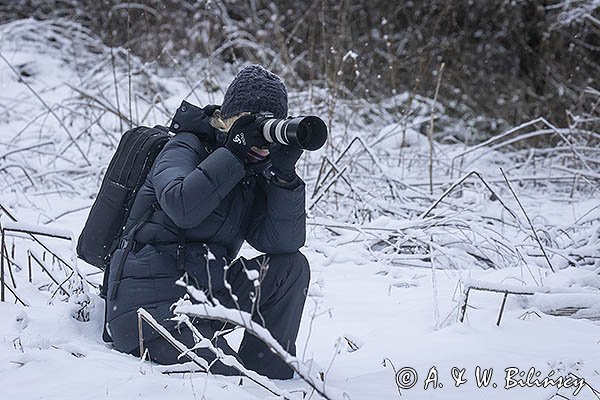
[293,251,310,289]
[266,251,310,289]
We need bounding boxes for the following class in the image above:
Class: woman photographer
[105,65,310,379]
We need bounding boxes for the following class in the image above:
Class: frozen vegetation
[0,18,598,400]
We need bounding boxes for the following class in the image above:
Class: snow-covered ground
[0,19,598,400]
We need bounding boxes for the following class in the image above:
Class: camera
[256,113,328,151]
[170,100,328,151]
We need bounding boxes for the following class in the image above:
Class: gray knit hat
[221,64,288,119]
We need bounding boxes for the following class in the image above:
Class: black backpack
[77,125,170,270]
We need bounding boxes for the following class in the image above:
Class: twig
[127,5,133,129]
[428,62,444,194]
[65,84,133,126]
[496,291,509,326]
[137,308,295,399]
[450,118,544,177]
[430,239,440,329]
[500,168,555,272]
[175,297,345,400]
[110,47,123,133]
[0,141,54,159]
[420,170,518,220]
[0,52,91,166]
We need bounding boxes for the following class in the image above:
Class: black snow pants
[138,251,310,379]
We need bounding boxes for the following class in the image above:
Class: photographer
[105,65,310,379]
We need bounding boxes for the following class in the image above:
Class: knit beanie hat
[221,64,288,119]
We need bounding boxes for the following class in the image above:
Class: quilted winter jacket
[105,132,306,352]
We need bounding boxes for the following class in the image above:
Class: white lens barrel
[274,120,289,145]
[262,119,277,143]
[261,115,328,150]
[262,118,290,145]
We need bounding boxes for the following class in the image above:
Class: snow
[244,268,260,281]
[0,18,599,400]
[1,220,74,240]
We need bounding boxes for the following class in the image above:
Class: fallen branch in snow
[1,220,73,241]
[458,279,600,324]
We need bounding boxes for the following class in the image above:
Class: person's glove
[170,101,221,147]
[224,115,269,164]
[269,142,303,183]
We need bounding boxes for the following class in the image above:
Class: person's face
[252,147,270,157]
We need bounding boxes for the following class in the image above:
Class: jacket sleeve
[245,176,306,254]
[152,133,245,229]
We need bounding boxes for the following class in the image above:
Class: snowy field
[0,19,599,400]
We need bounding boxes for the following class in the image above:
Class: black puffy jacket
[105,132,306,352]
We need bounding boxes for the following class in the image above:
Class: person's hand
[269,143,303,182]
[224,115,269,164]
[170,101,221,146]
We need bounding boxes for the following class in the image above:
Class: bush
[2,0,598,133]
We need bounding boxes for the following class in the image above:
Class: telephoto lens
[258,113,328,151]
